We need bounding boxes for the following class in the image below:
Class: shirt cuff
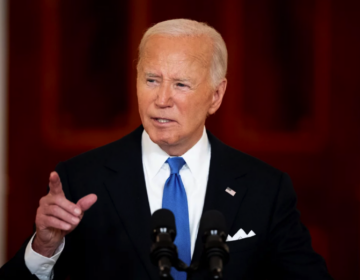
[24,233,65,280]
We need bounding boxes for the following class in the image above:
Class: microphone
[200,210,229,279]
[150,209,178,279]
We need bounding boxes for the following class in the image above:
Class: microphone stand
[150,241,199,280]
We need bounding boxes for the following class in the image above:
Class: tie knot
[166,157,186,174]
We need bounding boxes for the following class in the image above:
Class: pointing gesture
[33,172,97,257]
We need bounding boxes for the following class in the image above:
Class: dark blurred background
[3,0,360,278]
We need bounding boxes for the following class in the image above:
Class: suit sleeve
[0,162,73,280]
[268,172,333,279]
[0,237,40,280]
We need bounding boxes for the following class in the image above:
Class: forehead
[139,35,213,71]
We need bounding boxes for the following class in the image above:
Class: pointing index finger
[49,171,64,196]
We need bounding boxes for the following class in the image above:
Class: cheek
[181,94,212,120]
[137,90,152,113]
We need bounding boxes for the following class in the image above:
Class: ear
[208,78,227,115]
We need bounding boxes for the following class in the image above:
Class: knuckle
[36,206,42,216]
[52,218,60,228]
[64,200,74,212]
[47,217,57,227]
[35,214,44,227]
[50,205,59,216]
[54,196,62,205]
[39,196,46,205]
[47,205,54,215]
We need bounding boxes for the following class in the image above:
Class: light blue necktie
[162,157,191,280]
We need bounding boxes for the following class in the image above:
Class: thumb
[77,194,98,212]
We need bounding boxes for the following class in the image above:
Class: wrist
[32,235,61,258]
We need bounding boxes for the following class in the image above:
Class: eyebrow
[145,72,161,78]
[144,72,194,84]
[173,78,192,83]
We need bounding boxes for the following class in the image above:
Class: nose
[154,82,173,108]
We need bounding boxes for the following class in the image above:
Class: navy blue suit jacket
[0,126,332,279]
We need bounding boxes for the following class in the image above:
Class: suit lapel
[101,127,249,275]
[103,126,158,280]
[192,131,249,263]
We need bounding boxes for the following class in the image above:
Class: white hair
[137,19,228,88]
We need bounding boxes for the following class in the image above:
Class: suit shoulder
[222,145,287,192]
[60,126,142,173]
[232,146,282,176]
[208,131,284,180]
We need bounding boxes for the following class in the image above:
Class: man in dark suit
[0,19,332,280]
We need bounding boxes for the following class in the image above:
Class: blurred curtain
[0,0,8,267]
[5,1,360,278]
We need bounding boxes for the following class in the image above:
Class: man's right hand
[33,171,97,257]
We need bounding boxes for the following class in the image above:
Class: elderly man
[0,19,331,280]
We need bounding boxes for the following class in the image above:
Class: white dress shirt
[142,128,210,256]
[24,233,64,280]
[24,127,211,279]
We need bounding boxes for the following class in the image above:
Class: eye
[176,83,188,88]
[146,78,159,86]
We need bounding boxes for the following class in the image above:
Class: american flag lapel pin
[225,187,236,196]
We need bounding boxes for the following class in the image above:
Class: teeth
[157,119,170,123]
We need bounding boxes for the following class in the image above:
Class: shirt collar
[141,127,210,180]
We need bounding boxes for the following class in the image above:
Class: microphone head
[151,209,176,241]
[200,210,228,239]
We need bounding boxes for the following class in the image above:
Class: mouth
[151,117,175,125]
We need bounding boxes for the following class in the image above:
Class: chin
[147,128,179,147]
[150,133,174,146]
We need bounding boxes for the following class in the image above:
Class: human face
[137,35,226,155]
